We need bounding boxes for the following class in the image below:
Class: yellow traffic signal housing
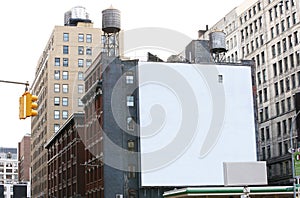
[25,91,38,117]
[19,95,26,119]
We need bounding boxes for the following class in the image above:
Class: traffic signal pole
[0,80,38,119]
[0,80,29,88]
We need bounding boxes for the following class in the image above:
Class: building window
[271,27,274,38]
[78,59,84,67]
[241,30,244,41]
[126,75,134,84]
[294,31,299,45]
[269,9,273,21]
[277,42,281,55]
[86,47,92,55]
[283,38,287,52]
[62,97,68,106]
[273,63,277,76]
[280,80,284,93]
[78,33,84,42]
[259,17,263,28]
[127,96,134,106]
[292,12,297,24]
[287,97,292,111]
[63,58,68,67]
[281,100,286,113]
[266,127,270,140]
[78,84,84,94]
[78,46,84,55]
[257,72,261,85]
[127,117,135,131]
[274,5,278,18]
[287,16,291,29]
[262,147,266,160]
[291,74,296,89]
[278,142,283,155]
[78,72,84,80]
[54,70,60,80]
[62,84,68,93]
[54,84,60,93]
[276,102,280,115]
[281,20,285,32]
[128,165,136,179]
[271,45,276,57]
[54,124,60,132]
[261,51,266,64]
[291,0,295,6]
[263,88,268,101]
[290,54,295,68]
[274,82,279,96]
[276,23,280,35]
[78,98,83,107]
[296,52,300,67]
[258,90,263,103]
[277,122,282,136]
[284,57,288,71]
[265,107,269,120]
[55,58,60,66]
[256,54,260,66]
[283,120,287,134]
[62,110,68,119]
[261,128,265,141]
[259,109,263,121]
[54,110,60,120]
[86,59,92,67]
[285,0,289,10]
[54,97,60,106]
[279,3,283,14]
[279,60,283,74]
[63,45,69,54]
[62,71,69,80]
[63,33,69,42]
[86,34,92,43]
[286,77,290,91]
[128,140,135,152]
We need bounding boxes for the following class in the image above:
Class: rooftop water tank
[209,30,227,54]
[102,6,121,33]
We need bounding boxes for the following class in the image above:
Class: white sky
[0,0,244,148]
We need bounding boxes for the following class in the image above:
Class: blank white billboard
[138,62,257,186]
[223,162,267,186]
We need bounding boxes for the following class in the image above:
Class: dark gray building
[81,54,140,197]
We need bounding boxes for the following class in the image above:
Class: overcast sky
[0,0,244,148]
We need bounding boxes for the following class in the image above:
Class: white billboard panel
[138,62,257,186]
[223,162,267,186]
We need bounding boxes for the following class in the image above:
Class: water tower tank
[209,30,227,54]
[64,6,91,26]
[102,6,121,33]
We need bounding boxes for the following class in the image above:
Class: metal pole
[290,111,300,198]
[298,177,300,198]
[0,80,29,86]
[0,80,29,91]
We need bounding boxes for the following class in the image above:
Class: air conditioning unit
[116,194,123,198]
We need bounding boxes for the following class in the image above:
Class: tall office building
[30,6,101,197]
[18,134,31,182]
[201,0,300,185]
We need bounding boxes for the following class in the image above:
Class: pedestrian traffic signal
[19,94,26,119]
[25,92,38,117]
